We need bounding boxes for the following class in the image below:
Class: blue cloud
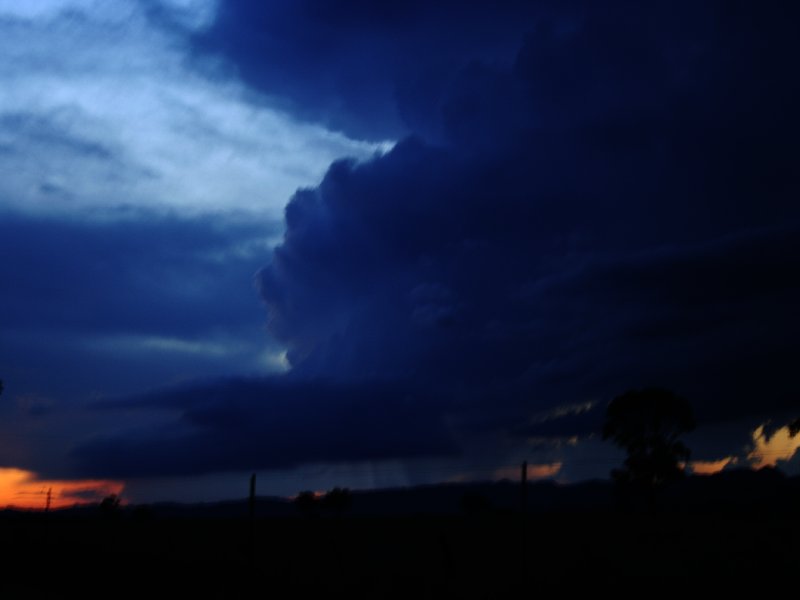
[254,6,800,431]
[0,210,286,403]
[74,376,456,477]
[189,0,553,140]
[54,2,800,480]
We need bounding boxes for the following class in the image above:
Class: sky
[1,0,799,507]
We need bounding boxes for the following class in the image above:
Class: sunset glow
[492,462,563,482]
[748,424,800,469]
[0,468,124,510]
[691,457,736,475]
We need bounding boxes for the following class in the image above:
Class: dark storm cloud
[514,408,605,440]
[79,3,800,478]
[188,0,557,140]
[0,211,277,337]
[189,2,800,145]
[514,228,800,438]
[0,211,283,400]
[74,376,455,477]
[256,4,800,424]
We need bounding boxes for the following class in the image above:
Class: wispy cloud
[0,0,390,219]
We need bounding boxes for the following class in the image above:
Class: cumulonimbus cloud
[74,2,800,478]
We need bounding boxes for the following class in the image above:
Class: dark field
[2,476,799,597]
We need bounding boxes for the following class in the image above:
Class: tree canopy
[603,387,695,490]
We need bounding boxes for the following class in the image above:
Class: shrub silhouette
[603,387,695,494]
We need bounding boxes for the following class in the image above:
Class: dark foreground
[2,475,799,596]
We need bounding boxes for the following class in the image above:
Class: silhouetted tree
[98,493,122,517]
[603,388,695,498]
[294,490,318,517]
[789,418,800,438]
[322,487,352,516]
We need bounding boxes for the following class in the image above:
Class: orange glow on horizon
[691,456,736,475]
[446,462,563,484]
[287,490,326,501]
[748,424,800,469]
[0,468,124,510]
[492,462,563,482]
